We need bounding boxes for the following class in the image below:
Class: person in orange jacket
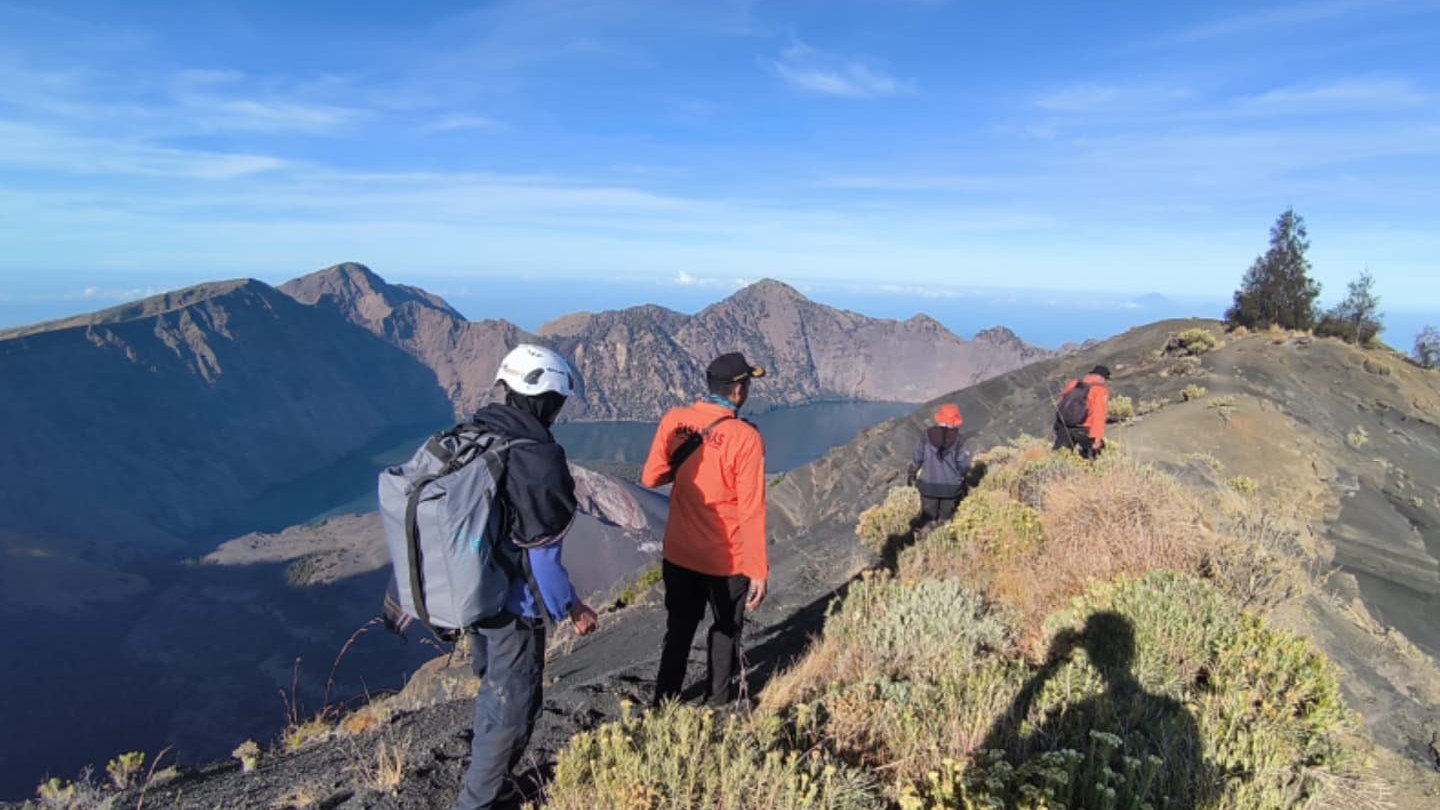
[641,352,768,706]
[1053,364,1111,460]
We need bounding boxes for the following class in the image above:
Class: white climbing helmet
[495,343,582,398]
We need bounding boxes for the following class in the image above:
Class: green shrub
[979,447,1100,508]
[823,575,1010,682]
[856,487,921,552]
[232,739,260,773]
[900,744,1164,810]
[1166,355,1204,377]
[934,490,1044,561]
[546,702,881,810]
[35,777,76,805]
[1170,328,1219,356]
[105,752,145,790]
[615,565,664,607]
[1136,398,1167,416]
[816,661,1026,787]
[282,716,331,752]
[1185,452,1224,475]
[1106,395,1135,422]
[1182,384,1208,401]
[1227,475,1257,495]
[1017,573,1355,810]
[1346,426,1369,448]
[33,769,115,810]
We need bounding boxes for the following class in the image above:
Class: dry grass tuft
[337,697,396,738]
[349,735,409,796]
[281,715,332,752]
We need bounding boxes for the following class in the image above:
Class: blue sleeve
[909,437,925,475]
[526,543,580,621]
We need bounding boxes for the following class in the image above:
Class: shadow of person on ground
[979,611,1217,810]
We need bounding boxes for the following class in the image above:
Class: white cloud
[1237,77,1427,114]
[1165,0,1409,44]
[671,271,742,289]
[0,121,291,179]
[82,286,163,301]
[1035,83,1191,114]
[423,114,504,133]
[766,43,914,99]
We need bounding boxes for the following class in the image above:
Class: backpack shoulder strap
[669,414,735,471]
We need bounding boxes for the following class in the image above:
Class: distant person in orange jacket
[1053,365,1111,460]
[907,403,973,527]
[641,352,768,706]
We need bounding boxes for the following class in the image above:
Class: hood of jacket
[471,402,556,443]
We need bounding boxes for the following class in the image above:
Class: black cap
[1089,364,1112,379]
[707,352,766,383]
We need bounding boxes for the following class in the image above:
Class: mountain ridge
[275,263,1053,420]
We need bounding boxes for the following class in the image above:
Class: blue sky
[1,0,1439,336]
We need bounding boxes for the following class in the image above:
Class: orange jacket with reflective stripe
[1059,374,1111,440]
[641,401,768,582]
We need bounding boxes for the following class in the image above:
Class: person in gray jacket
[906,403,973,527]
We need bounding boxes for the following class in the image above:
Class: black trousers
[455,613,545,810]
[920,495,960,525]
[1053,422,1101,460]
[654,560,749,706]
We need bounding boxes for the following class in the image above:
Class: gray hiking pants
[454,613,546,810]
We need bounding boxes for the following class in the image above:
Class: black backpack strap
[402,472,443,631]
[669,414,735,471]
[521,548,556,627]
[485,436,556,626]
[490,540,557,627]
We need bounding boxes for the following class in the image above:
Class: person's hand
[1094,437,1105,449]
[745,578,767,611]
[569,602,599,636]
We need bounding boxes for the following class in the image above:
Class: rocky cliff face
[0,278,453,557]
[670,280,1049,409]
[281,264,1051,421]
[549,279,1050,416]
[280,263,529,418]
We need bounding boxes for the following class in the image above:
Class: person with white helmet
[453,343,598,810]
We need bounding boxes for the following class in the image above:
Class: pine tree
[1416,326,1440,369]
[1317,270,1383,346]
[1225,208,1322,331]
